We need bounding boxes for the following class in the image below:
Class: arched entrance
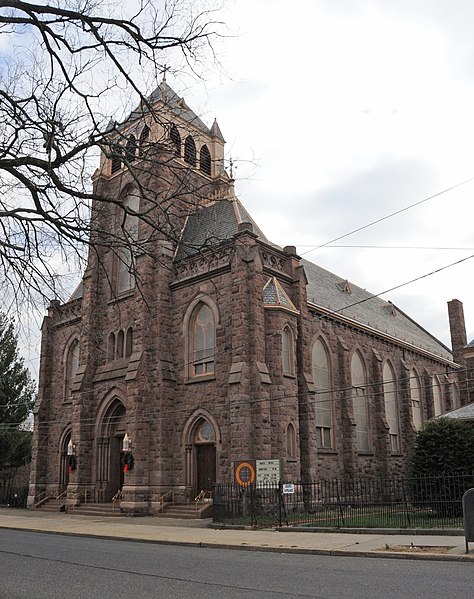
[96,399,126,502]
[188,417,217,493]
[59,429,71,494]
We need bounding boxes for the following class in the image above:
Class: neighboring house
[28,80,464,514]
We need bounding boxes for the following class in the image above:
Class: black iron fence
[213,473,474,529]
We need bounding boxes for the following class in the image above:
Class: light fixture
[67,439,75,456]
[122,433,131,453]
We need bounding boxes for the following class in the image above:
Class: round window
[198,421,214,442]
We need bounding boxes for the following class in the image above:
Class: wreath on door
[122,452,134,473]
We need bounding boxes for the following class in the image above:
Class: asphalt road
[0,529,472,599]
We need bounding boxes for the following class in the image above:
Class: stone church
[28,79,466,514]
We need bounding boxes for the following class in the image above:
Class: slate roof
[175,197,452,362]
[263,277,299,312]
[174,196,270,261]
[66,193,454,362]
[119,80,215,137]
[437,402,474,420]
[303,259,452,361]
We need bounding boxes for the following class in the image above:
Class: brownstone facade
[28,82,463,514]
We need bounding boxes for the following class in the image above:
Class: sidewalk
[0,508,472,562]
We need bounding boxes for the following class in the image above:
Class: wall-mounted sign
[282,483,295,494]
[233,459,282,487]
[234,460,256,487]
[256,459,281,487]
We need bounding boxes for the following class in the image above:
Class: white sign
[256,459,281,486]
[282,483,295,494]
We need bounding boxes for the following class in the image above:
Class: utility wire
[2,366,468,431]
[300,176,474,256]
[299,245,474,251]
[335,252,474,314]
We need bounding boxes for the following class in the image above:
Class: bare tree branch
[0,0,226,312]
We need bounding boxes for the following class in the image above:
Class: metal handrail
[70,488,89,509]
[111,489,122,512]
[33,490,49,508]
[56,489,68,501]
[194,490,212,510]
[157,489,174,513]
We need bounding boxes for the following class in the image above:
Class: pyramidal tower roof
[145,80,212,136]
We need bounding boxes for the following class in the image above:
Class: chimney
[447,299,467,365]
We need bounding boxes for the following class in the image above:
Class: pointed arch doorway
[59,429,71,494]
[97,399,126,502]
[185,416,217,494]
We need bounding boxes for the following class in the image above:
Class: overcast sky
[185,0,474,348]
[12,0,474,376]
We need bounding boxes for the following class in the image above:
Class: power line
[3,365,468,431]
[300,176,474,256]
[298,245,474,251]
[335,252,474,314]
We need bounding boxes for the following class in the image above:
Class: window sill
[62,399,73,405]
[283,372,296,380]
[286,458,298,463]
[357,451,374,457]
[316,448,337,455]
[108,290,135,304]
[185,374,216,384]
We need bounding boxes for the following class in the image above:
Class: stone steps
[67,502,125,517]
[156,502,213,519]
[35,498,66,512]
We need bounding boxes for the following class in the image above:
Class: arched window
[410,369,423,430]
[286,423,297,458]
[383,362,400,453]
[432,376,443,416]
[451,382,461,410]
[184,135,196,166]
[65,339,80,399]
[125,327,133,358]
[312,339,332,448]
[107,332,115,362]
[170,124,181,157]
[191,303,215,376]
[199,144,211,176]
[282,326,295,376]
[116,330,124,359]
[111,145,123,174]
[138,125,150,156]
[116,191,140,294]
[351,351,370,452]
[125,134,137,163]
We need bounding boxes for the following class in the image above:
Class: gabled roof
[175,197,452,361]
[263,277,299,313]
[174,196,270,261]
[303,260,452,360]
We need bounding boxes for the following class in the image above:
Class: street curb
[275,526,464,536]
[1,524,472,562]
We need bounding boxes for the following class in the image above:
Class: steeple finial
[161,64,169,82]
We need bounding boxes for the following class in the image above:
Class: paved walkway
[0,508,472,562]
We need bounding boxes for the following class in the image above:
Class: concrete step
[36,499,66,512]
[156,502,213,519]
[67,503,124,517]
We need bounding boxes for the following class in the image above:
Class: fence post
[278,481,283,527]
[402,483,412,528]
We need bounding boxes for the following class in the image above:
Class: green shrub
[409,418,474,516]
